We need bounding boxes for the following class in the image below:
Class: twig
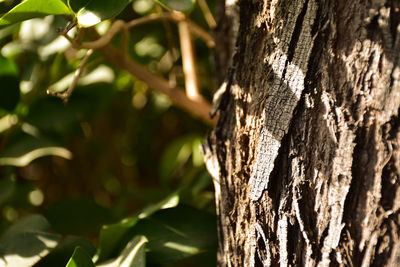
[127,12,215,47]
[178,14,200,100]
[86,28,215,125]
[197,0,216,29]
[47,49,94,104]
[58,15,216,124]
[178,14,200,101]
[121,25,130,54]
[64,13,215,50]
[186,20,215,47]
[125,12,179,28]
[157,7,178,87]
[66,20,125,49]
[56,22,76,35]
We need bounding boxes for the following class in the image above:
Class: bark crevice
[208,0,400,266]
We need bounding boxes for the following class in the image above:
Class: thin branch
[126,12,215,47]
[58,15,216,124]
[64,13,215,50]
[198,0,216,29]
[157,9,178,88]
[47,49,94,104]
[86,28,215,125]
[125,12,179,28]
[186,20,215,47]
[56,22,76,35]
[178,16,201,101]
[121,25,130,54]
[68,20,125,49]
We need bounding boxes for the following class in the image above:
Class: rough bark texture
[204,0,400,266]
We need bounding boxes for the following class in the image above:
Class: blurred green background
[0,0,218,266]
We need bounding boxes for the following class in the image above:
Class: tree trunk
[203,0,400,266]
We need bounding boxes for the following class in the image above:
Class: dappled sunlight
[0,0,217,266]
[0,146,72,167]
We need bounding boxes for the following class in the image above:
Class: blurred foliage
[0,0,217,266]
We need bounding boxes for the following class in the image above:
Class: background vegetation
[0,0,217,266]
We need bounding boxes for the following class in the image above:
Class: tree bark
[203,0,400,266]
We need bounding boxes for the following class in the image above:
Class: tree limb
[59,14,216,125]
[68,13,214,50]
[178,16,200,101]
[86,29,215,125]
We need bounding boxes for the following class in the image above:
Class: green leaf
[154,0,195,13]
[0,0,73,28]
[0,215,61,267]
[0,75,20,111]
[137,191,179,219]
[0,177,15,205]
[1,214,51,238]
[71,0,130,27]
[97,236,147,267]
[95,192,179,263]
[0,54,18,76]
[36,236,96,267]
[118,235,147,267]
[68,0,90,13]
[44,198,115,236]
[0,55,19,111]
[129,205,217,263]
[95,219,139,263]
[25,97,78,132]
[159,135,201,181]
[66,246,95,267]
[0,133,72,167]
